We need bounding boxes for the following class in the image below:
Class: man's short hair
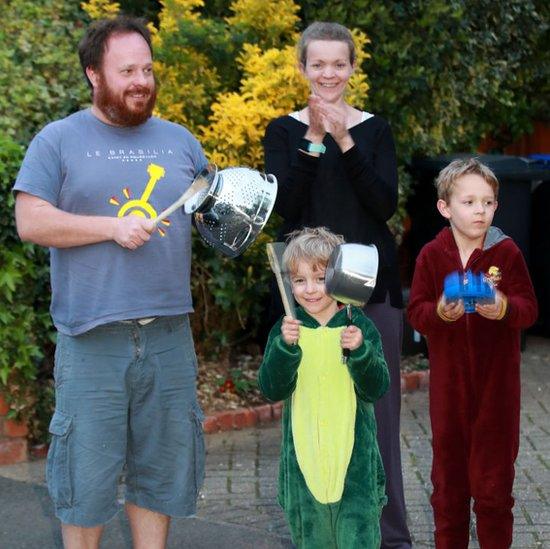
[282,227,345,274]
[435,157,499,203]
[78,15,153,90]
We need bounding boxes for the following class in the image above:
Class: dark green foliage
[155,16,247,100]
[0,136,54,433]
[300,0,548,160]
[190,221,276,357]
[202,0,233,19]
[0,138,23,245]
[119,0,162,23]
[0,0,85,433]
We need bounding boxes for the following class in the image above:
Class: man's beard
[94,74,157,127]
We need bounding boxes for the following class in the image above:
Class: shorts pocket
[190,404,205,496]
[46,410,73,508]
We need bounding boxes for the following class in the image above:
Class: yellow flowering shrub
[201,44,307,168]
[150,1,223,132]
[156,0,204,32]
[153,51,221,131]
[225,0,300,46]
[346,30,371,105]
[81,0,120,19]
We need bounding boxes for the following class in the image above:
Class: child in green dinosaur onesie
[259,227,390,549]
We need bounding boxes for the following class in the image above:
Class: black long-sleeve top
[263,114,403,308]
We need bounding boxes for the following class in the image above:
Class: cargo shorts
[46,315,205,527]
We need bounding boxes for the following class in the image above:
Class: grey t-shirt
[14,109,207,335]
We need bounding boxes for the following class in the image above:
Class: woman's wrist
[335,132,354,153]
[304,127,325,142]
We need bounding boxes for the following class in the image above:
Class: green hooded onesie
[258,306,389,549]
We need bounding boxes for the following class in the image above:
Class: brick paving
[0,336,548,547]
[197,335,550,548]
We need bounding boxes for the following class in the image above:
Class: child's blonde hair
[436,157,499,203]
[282,227,345,274]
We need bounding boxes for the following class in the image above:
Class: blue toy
[443,270,495,313]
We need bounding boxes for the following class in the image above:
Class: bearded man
[14,16,207,549]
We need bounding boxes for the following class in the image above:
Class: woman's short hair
[297,22,356,66]
[436,157,499,203]
[282,227,345,274]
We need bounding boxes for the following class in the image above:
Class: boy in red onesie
[407,158,538,548]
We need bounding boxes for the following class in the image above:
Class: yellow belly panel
[291,326,357,504]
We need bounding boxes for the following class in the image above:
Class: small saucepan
[325,243,379,361]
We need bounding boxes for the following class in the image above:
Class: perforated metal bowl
[185,165,278,258]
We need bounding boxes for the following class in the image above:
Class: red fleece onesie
[407,227,538,549]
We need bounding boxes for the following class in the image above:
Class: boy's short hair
[282,227,345,274]
[435,157,499,203]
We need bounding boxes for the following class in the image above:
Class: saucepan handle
[342,304,352,364]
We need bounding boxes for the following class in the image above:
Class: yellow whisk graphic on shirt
[109,163,171,236]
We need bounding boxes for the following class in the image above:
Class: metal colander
[184,165,278,258]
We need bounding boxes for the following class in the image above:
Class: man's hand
[437,294,465,322]
[341,325,363,351]
[281,316,301,346]
[112,215,154,250]
[476,290,507,320]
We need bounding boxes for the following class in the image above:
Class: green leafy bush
[0,0,87,436]
[190,225,276,357]
[301,0,548,156]
[0,136,55,438]
[0,0,89,144]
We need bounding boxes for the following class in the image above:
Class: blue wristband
[300,138,326,154]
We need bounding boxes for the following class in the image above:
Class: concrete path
[1,336,549,548]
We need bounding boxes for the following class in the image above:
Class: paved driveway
[1,336,549,548]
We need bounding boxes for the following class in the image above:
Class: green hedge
[0,0,88,440]
[0,136,54,441]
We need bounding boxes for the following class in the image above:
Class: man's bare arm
[15,192,153,250]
